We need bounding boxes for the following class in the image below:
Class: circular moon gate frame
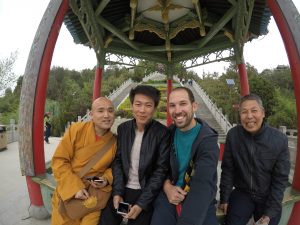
[18,0,300,223]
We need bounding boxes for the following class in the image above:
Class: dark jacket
[169,118,219,225]
[112,119,170,210]
[220,123,290,218]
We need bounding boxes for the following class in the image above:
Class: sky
[0,0,300,78]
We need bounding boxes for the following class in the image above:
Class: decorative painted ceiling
[64,0,272,67]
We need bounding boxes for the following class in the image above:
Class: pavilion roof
[64,0,272,67]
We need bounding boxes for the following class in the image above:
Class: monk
[51,97,117,225]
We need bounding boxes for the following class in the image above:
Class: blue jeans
[150,191,218,225]
[225,189,282,225]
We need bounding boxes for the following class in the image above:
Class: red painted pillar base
[288,202,300,225]
[26,176,49,219]
[167,79,173,126]
[237,63,250,96]
[26,176,44,206]
[93,66,103,100]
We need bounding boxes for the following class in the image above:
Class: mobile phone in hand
[93,178,104,184]
[116,202,130,215]
[255,220,268,225]
[86,176,104,183]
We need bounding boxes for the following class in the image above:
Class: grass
[116,80,179,119]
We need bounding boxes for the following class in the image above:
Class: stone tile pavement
[0,137,60,225]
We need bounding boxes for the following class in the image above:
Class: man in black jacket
[99,85,170,225]
[219,94,290,225]
[151,87,219,225]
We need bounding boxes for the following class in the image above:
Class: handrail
[76,78,134,123]
[78,72,166,123]
[106,78,133,101]
[142,72,166,82]
[192,80,233,134]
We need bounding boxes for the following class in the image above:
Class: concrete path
[0,138,60,225]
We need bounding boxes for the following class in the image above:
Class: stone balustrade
[106,79,133,102]
[191,79,233,134]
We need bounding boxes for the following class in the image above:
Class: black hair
[129,85,161,107]
[171,87,195,103]
[239,93,264,110]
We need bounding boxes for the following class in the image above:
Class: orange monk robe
[51,121,117,225]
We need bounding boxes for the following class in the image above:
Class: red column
[93,66,103,100]
[219,143,225,161]
[30,0,69,207]
[26,177,44,206]
[237,63,250,96]
[267,1,300,224]
[167,79,173,126]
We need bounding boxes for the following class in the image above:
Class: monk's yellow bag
[58,185,111,220]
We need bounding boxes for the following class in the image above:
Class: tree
[0,51,18,95]
[268,89,297,128]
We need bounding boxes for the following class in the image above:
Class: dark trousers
[99,188,153,225]
[225,189,282,225]
[150,191,218,225]
[44,127,51,143]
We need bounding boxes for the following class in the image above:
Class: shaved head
[90,97,115,136]
[92,97,113,111]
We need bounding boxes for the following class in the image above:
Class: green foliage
[143,79,167,85]
[117,84,168,119]
[0,59,297,132]
[248,74,276,118]
[198,71,239,123]
[268,89,297,128]
[0,51,18,95]
[197,62,283,125]
[261,67,293,90]
[0,83,20,124]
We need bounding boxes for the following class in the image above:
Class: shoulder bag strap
[78,135,116,178]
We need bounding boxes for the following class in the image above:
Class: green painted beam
[166,64,173,79]
[173,42,235,63]
[107,46,168,64]
[198,5,237,49]
[98,51,106,67]
[227,0,237,5]
[82,0,104,49]
[140,45,198,52]
[234,0,255,64]
[234,0,254,41]
[184,55,234,69]
[97,15,140,51]
[95,0,110,16]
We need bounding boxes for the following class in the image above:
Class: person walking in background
[44,112,51,144]
[219,94,290,225]
[151,87,219,225]
[99,85,170,225]
[51,97,117,225]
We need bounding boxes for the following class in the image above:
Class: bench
[31,161,56,214]
[31,163,300,223]
[216,186,300,225]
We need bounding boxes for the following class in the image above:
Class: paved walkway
[0,138,60,225]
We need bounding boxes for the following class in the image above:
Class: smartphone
[116,202,130,215]
[86,176,104,183]
[93,178,104,184]
[255,221,268,225]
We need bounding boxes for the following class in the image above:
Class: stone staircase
[80,73,229,143]
[187,84,227,142]
[111,82,137,109]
